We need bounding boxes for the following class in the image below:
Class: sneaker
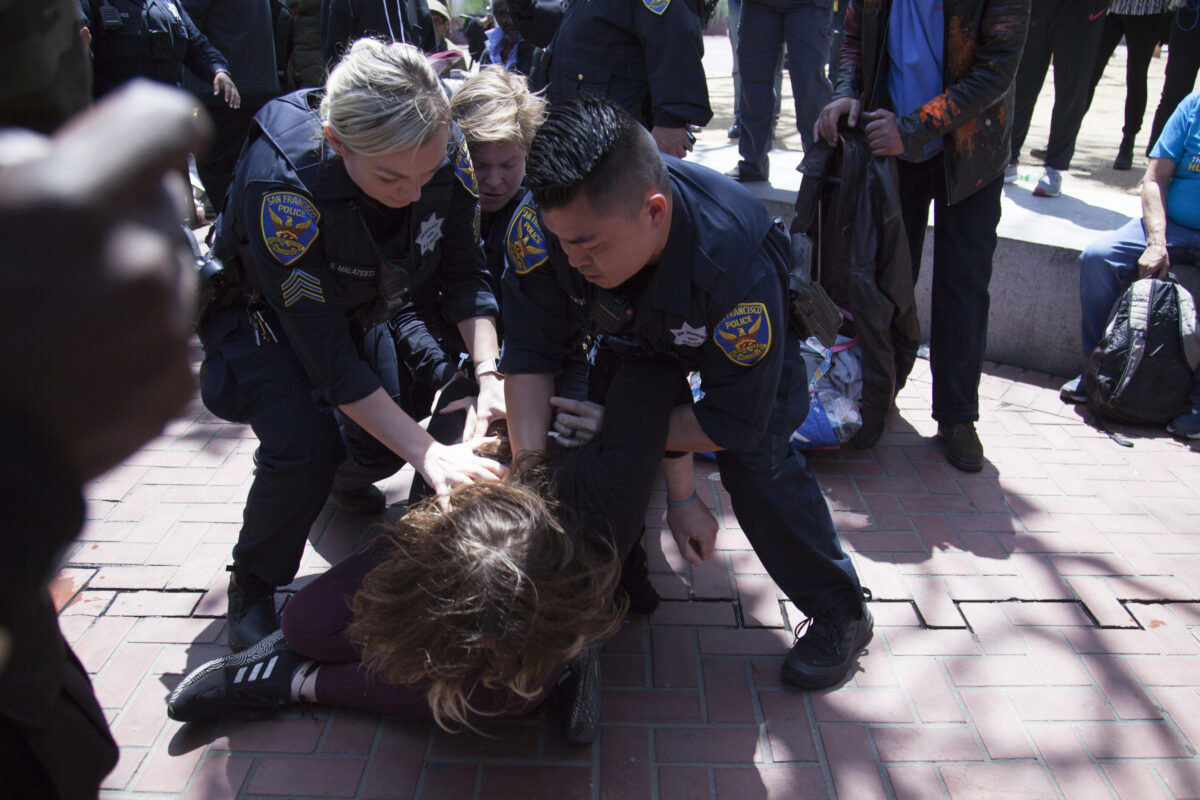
[1059,375,1087,405]
[1030,147,1048,162]
[559,644,601,744]
[167,630,311,722]
[1167,409,1200,440]
[782,590,874,690]
[1004,159,1019,183]
[727,122,740,140]
[937,421,984,473]
[226,567,279,652]
[330,485,386,515]
[1033,166,1062,197]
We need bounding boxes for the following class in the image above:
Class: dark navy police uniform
[82,0,229,98]
[501,158,862,615]
[511,0,713,131]
[200,89,494,588]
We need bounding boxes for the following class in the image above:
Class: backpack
[1085,277,1200,425]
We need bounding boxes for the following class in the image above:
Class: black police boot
[619,538,660,615]
[558,643,601,744]
[727,121,740,139]
[330,485,386,516]
[782,589,874,690]
[226,567,279,652]
[167,630,313,722]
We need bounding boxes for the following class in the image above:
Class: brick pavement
[53,33,1200,800]
[58,342,1200,800]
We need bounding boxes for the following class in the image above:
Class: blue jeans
[736,0,833,176]
[1078,216,1200,355]
[727,0,783,123]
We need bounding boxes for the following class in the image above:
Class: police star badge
[506,205,548,275]
[416,213,445,255]
[670,320,707,347]
[261,191,320,265]
[715,302,771,366]
[454,140,479,197]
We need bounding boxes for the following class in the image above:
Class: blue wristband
[667,490,698,507]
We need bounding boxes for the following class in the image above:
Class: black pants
[1011,0,1110,170]
[196,98,270,213]
[199,304,428,587]
[1147,6,1200,155]
[895,154,1003,424]
[1085,12,1172,142]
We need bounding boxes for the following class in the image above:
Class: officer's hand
[814,97,861,145]
[651,126,694,159]
[1138,242,1170,279]
[415,439,506,504]
[0,80,211,482]
[469,373,506,439]
[548,396,603,448]
[863,109,904,157]
[666,498,718,566]
[214,71,241,109]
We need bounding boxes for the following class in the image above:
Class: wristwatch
[474,357,503,379]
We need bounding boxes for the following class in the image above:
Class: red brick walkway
[64,350,1200,799]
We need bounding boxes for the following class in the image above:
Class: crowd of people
[2,0,1199,796]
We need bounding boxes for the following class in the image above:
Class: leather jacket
[832,0,1030,205]
[794,126,920,426]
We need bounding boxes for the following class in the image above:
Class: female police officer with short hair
[199,38,506,651]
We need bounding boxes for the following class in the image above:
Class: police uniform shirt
[501,158,797,449]
[220,89,495,410]
[528,0,713,130]
[82,0,229,98]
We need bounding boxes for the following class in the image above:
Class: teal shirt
[1151,91,1200,231]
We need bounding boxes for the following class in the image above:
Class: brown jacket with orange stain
[832,0,1030,205]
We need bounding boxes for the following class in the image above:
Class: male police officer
[507,0,712,159]
[502,95,871,689]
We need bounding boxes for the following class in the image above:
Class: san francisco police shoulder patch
[454,140,479,197]
[643,0,670,14]
[714,302,771,366]
[280,268,325,307]
[506,205,548,275]
[261,191,320,265]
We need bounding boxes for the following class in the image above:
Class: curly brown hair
[346,478,625,730]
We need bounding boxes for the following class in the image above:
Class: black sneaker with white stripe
[167,630,310,722]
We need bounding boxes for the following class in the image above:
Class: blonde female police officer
[199,39,506,651]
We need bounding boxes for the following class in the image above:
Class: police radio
[98,0,123,30]
[354,202,414,327]
[589,290,634,335]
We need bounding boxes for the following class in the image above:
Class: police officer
[502,95,871,689]
[81,0,239,103]
[200,39,506,651]
[508,0,712,158]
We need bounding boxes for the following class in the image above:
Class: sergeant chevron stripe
[280,268,325,307]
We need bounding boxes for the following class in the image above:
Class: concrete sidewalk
[59,36,1200,800]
